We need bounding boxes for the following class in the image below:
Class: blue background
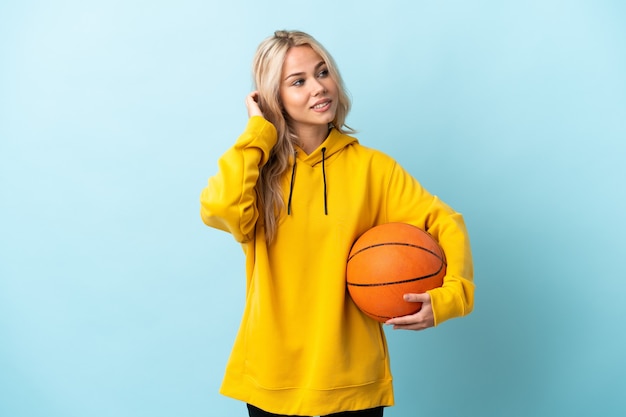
[1,1,625,416]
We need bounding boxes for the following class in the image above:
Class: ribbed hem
[220,375,394,416]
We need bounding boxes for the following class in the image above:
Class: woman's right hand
[246,91,265,118]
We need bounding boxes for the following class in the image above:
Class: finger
[385,315,429,331]
[385,312,422,326]
[391,322,430,331]
[245,92,264,118]
[403,292,430,303]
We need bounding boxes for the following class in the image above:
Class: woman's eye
[318,69,329,78]
[292,79,304,86]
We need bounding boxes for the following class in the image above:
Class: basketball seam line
[347,242,445,263]
[346,263,445,287]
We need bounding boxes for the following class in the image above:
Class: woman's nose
[311,79,327,96]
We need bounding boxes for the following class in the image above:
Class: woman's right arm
[200,106,277,243]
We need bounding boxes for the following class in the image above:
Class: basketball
[346,223,446,322]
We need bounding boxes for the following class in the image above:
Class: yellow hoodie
[200,116,474,416]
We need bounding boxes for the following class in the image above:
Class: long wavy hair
[253,30,353,243]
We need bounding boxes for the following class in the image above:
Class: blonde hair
[253,30,353,243]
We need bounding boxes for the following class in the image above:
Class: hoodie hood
[288,128,358,216]
[294,128,359,167]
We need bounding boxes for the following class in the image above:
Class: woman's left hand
[385,293,435,331]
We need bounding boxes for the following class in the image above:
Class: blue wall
[1,1,625,416]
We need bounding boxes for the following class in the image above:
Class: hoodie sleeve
[200,116,278,243]
[383,161,475,326]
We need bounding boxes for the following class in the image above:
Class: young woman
[200,30,474,417]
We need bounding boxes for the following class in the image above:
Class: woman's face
[279,45,339,137]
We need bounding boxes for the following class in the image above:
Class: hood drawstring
[321,147,328,215]
[287,151,297,215]
[287,148,328,216]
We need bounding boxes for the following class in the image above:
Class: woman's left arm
[382,161,475,330]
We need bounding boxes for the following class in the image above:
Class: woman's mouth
[311,100,332,111]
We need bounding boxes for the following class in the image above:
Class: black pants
[247,403,384,417]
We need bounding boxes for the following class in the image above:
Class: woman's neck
[296,124,329,154]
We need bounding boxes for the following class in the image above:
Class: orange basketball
[346,223,446,322]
